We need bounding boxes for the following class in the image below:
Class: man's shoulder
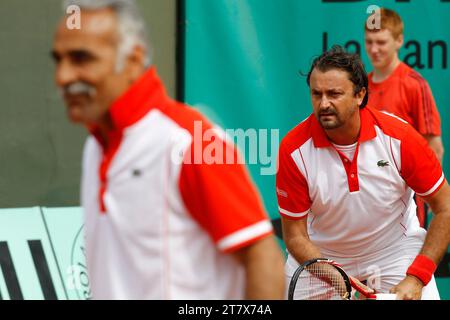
[371,62,430,89]
[397,62,431,91]
[281,115,314,152]
[159,100,215,136]
[367,107,410,140]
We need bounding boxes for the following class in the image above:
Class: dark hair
[306,46,369,109]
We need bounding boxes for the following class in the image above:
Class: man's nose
[55,59,78,88]
[320,96,331,109]
[369,45,379,55]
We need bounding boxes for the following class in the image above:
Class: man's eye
[51,51,61,64]
[71,52,94,64]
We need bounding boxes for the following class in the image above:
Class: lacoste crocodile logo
[377,160,390,167]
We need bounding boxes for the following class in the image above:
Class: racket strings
[293,262,350,300]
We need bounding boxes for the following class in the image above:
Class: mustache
[60,82,97,98]
[319,108,337,116]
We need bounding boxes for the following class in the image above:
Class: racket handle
[349,276,375,298]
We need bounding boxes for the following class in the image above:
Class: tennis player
[277,46,450,300]
[52,0,284,299]
[365,8,444,227]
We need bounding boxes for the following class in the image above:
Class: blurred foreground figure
[52,0,284,300]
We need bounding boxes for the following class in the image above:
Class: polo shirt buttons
[350,174,355,178]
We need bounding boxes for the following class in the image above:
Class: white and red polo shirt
[81,67,273,299]
[276,107,445,259]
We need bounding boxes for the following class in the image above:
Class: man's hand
[389,275,424,300]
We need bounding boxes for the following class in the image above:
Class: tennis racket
[288,258,397,300]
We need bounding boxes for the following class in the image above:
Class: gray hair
[63,0,152,71]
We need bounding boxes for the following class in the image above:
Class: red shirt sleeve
[276,140,311,220]
[406,74,441,136]
[401,125,445,197]
[179,133,273,253]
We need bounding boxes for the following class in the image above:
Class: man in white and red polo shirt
[52,0,284,299]
[277,46,450,300]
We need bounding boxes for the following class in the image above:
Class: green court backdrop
[1,0,449,300]
[0,207,87,300]
[182,0,450,297]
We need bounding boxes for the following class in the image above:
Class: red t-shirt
[368,62,441,136]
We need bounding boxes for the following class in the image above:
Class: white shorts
[285,234,440,300]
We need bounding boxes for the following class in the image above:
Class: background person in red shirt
[365,8,445,227]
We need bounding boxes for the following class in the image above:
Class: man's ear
[395,34,404,51]
[357,87,367,107]
[126,45,147,81]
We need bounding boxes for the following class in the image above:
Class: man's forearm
[285,234,322,264]
[420,184,450,264]
[424,135,444,163]
[281,217,322,264]
[393,183,450,298]
[236,236,285,299]
[419,210,450,264]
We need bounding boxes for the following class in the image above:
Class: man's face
[52,9,134,126]
[365,29,403,70]
[310,68,365,130]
